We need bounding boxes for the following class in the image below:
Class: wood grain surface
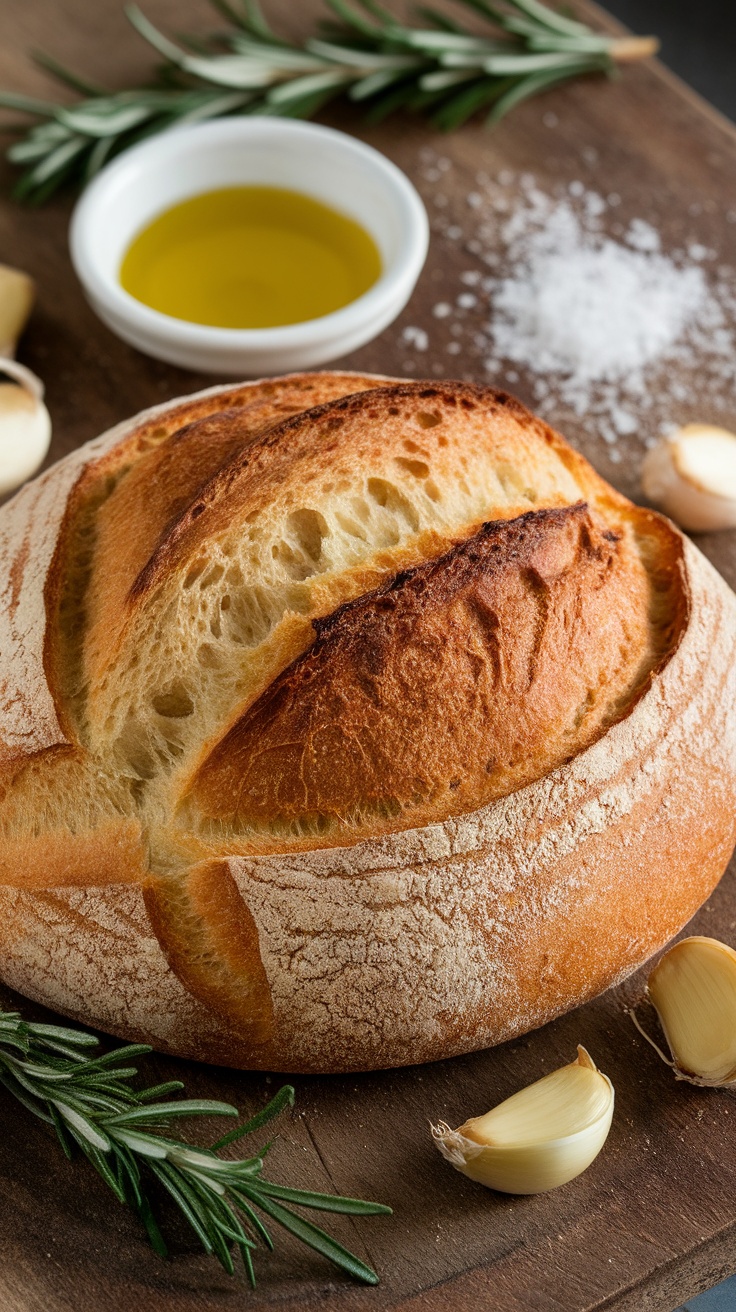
[2,2,736,1309]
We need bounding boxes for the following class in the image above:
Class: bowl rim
[69,117,429,350]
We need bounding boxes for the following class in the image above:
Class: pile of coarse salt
[484,181,734,446]
[403,155,736,460]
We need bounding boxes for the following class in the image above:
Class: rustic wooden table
[2,2,736,1309]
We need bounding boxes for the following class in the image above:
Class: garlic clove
[0,359,52,496]
[432,1046,614,1195]
[645,936,736,1087]
[0,264,35,359]
[641,424,736,533]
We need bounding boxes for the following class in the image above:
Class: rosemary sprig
[0,1007,389,1286]
[0,0,658,203]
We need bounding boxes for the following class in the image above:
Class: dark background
[606,0,736,121]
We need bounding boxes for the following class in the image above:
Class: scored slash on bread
[0,373,733,1073]
[190,503,676,839]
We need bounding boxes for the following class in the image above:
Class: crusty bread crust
[191,502,670,839]
[0,373,734,1072]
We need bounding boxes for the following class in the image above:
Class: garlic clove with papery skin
[0,264,35,359]
[432,1046,614,1195]
[643,936,736,1087]
[641,424,736,533]
[0,359,52,496]
[0,263,51,495]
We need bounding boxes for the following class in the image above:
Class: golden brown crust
[0,373,733,1073]
[143,860,274,1050]
[127,381,625,600]
[191,502,681,842]
[81,373,386,701]
[0,819,146,890]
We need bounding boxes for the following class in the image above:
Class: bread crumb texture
[0,372,734,1072]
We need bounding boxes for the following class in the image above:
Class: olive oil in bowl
[120,186,382,329]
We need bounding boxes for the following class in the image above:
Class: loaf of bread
[0,371,734,1073]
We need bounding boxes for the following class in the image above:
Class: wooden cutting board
[1,2,736,1308]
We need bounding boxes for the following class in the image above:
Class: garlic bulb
[641,424,736,532]
[0,359,52,496]
[642,936,736,1087]
[0,264,35,359]
[432,1046,614,1194]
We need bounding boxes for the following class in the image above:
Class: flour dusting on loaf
[0,372,734,1073]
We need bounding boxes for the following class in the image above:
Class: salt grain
[626,219,660,253]
[402,326,429,351]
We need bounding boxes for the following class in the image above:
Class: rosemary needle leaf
[420,67,477,92]
[416,6,467,34]
[240,1187,381,1285]
[362,77,420,121]
[84,1143,128,1201]
[350,68,407,100]
[432,75,511,130]
[48,1103,75,1155]
[226,1188,275,1248]
[509,0,590,38]
[52,1101,112,1149]
[0,91,62,117]
[267,70,353,105]
[241,0,287,44]
[212,1082,295,1148]
[148,1159,218,1253]
[105,1099,239,1126]
[136,1080,187,1102]
[355,0,399,24]
[21,136,87,186]
[254,1180,393,1214]
[114,1140,143,1195]
[124,4,187,64]
[137,1188,169,1259]
[30,53,106,97]
[28,1036,101,1060]
[27,1022,101,1046]
[323,0,383,39]
[209,0,250,30]
[486,58,601,121]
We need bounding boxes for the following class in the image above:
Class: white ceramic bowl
[69,118,429,375]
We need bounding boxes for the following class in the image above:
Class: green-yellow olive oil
[119,185,382,329]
